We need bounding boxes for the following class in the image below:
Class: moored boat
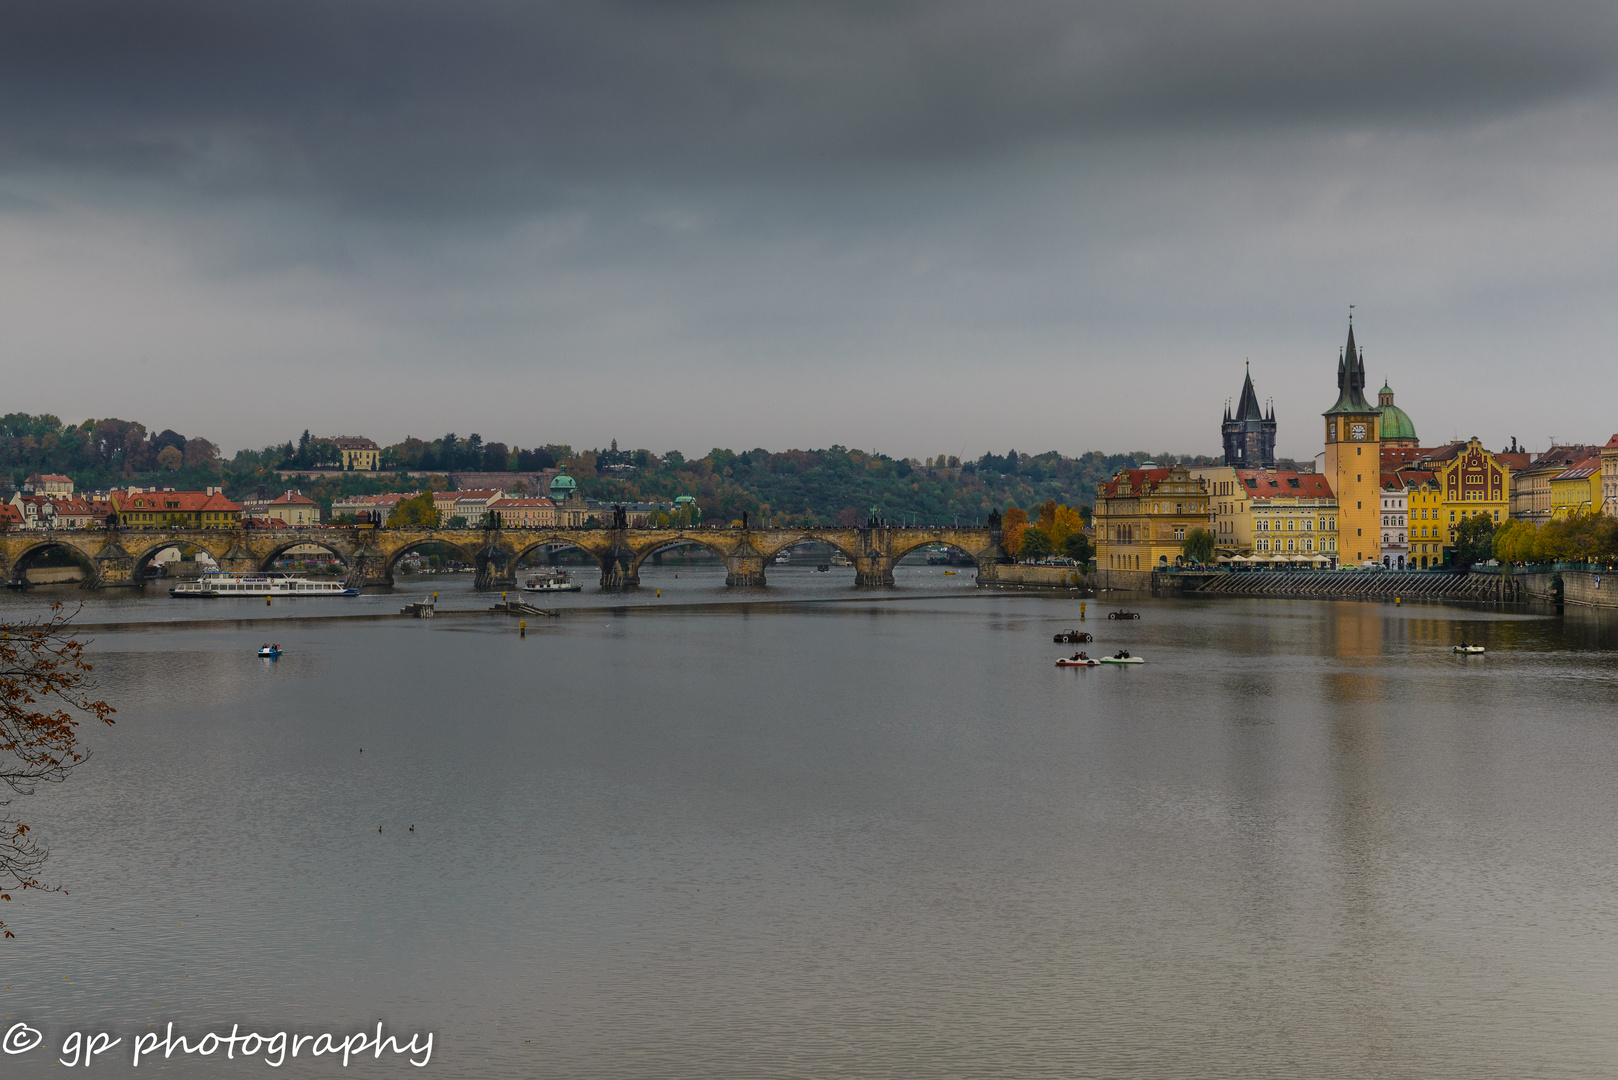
[522,569,583,593]
[171,572,356,598]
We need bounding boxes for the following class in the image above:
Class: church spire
[1234,361,1263,421]
[1324,319,1374,415]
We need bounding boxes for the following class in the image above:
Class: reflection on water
[1,594,1617,1078]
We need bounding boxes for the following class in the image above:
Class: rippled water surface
[3,573,1618,1077]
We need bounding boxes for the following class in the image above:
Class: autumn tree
[386,492,439,529]
[1,605,115,937]
[1001,505,1029,556]
[156,445,183,471]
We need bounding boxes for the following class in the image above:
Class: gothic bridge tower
[1222,362,1277,468]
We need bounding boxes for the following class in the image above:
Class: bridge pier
[90,541,135,588]
[475,543,517,590]
[721,535,767,586]
[600,538,639,590]
[853,555,895,587]
[724,555,767,586]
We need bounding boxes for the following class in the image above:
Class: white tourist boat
[521,569,583,593]
[170,571,357,598]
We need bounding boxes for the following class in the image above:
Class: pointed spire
[1234,364,1263,421]
[1325,318,1374,415]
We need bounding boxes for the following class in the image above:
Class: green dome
[549,472,577,498]
[1379,398,1418,442]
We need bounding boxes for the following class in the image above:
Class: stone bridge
[0,525,1010,590]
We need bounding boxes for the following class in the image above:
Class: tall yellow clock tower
[1322,321,1381,567]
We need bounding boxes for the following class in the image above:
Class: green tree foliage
[1495,512,1618,565]
[386,492,439,529]
[1019,526,1053,560]
[1063,531,1095,564]
[1181,528,1216,564]
[1452,513,1498,567]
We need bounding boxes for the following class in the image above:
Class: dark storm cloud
[4,0,1616,214]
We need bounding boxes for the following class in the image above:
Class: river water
[2,567,1617,1077]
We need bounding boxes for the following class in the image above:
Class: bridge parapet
[0,524,1007,590]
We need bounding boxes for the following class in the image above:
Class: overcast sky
[3,0,1616,461]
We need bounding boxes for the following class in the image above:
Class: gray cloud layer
[8,1,1616,206]
[2,2,1616,456]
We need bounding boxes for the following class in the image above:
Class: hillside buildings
[331,436,381,472]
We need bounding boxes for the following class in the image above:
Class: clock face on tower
[1349,423,1367,441]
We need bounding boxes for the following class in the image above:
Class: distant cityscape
[3,322,1615,581]
[1094,321,1616,576]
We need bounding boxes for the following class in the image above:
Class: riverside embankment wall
[1516,567,1618,609]
[978,564,1093,590]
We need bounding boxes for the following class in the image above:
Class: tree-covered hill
[1,413,1222,524]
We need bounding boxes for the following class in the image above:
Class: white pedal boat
[1056,656,1099,667]
[1453,645,1485,654]
[1099,655,1145,665]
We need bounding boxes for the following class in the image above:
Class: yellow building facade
[111,489,241,529]
[1549,463,1602,519]
[1402,472,1444,567]
[1192,466,1338,563]
[1094,464,1211,572]
[333,436,381,472]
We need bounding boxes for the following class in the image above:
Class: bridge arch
[5,537,100,586]
[626,535,733,577]
[508,535,611,575]
[380,537,481,578]
[128,538,231,581]
[887,535,992,567]
[253,537,353,572]
[754,532,863,567]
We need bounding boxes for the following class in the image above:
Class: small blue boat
[257,644,283,659]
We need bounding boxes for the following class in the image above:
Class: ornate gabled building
[1222,363,1277,468]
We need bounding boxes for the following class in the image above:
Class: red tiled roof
[113,490,240,512]
[1606,433,1618,448]
[488,498,555,508]
[267,491,317,506]
[1097,467,1177,498]
[0,505,24,526]
[1554,465,1601,481]
[1234,469,1335,500]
